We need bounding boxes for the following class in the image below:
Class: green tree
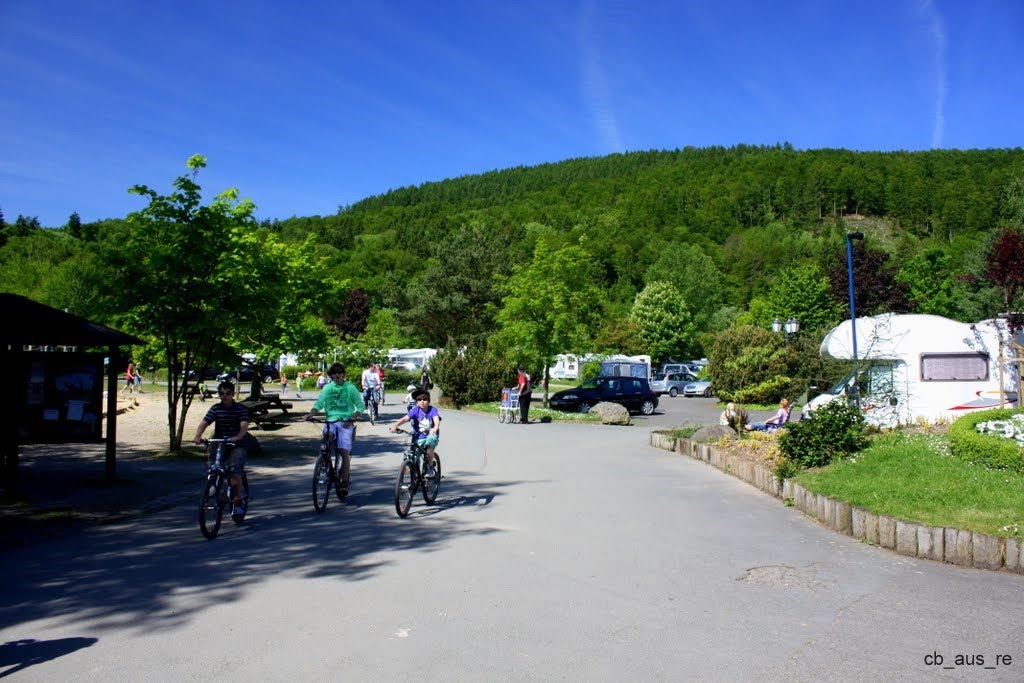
[706,324,792,404]
[896,247,962,318]
[758,264,842,332]
[644,243,727,332]
[403,221,520,346]
[629,281,695,363]
[67,212,83,239]
[113,155,261,449]
[493,240,602,405]
[222,229,338,399]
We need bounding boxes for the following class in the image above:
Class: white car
[683,379,714,397]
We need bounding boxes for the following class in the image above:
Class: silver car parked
[650,371,697,398]
[683,379,714,397]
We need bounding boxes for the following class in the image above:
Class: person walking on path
[517,366,533,425]
[120,361,136,396]
[280,372,289,398]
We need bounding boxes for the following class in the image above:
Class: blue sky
[2,0,1023,227]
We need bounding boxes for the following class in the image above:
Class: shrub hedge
[777,400,866,470]
[948,408,1024,472]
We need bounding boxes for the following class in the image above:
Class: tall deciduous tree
[403,221,520,346]
[629,281,695,364]
[985,227,1024,313]
[824,244,910,315]
[328,288,371,339]
[644,243,727,332]
[757,264,842,332]
[493,240,601,404]
[896,247,963,318]
[222,229,338,400]
[114,155,259,449]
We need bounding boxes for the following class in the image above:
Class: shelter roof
[1,293,143,348]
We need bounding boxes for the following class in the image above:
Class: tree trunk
[543,362,550,407]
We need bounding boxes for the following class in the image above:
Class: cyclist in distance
[193,381,251,516]
[390,389,441,473]
[360,362,382,413]
[374,363,386,402]
[306,363,364,497]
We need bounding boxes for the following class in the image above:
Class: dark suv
[549,376,658,415]
[218,364,280,383]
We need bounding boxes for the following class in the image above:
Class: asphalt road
[2,405,1022,680]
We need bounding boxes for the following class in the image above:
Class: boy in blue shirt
[390,389,441,473]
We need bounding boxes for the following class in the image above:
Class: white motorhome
[807,314,1021,427]
[548,354,581,380]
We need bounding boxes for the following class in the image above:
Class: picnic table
[187,384,215,401]
[240,392,293,427]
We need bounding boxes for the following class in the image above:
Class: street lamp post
[772,317,800,346]
[846,231,864,412]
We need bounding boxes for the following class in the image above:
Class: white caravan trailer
[807,313,1021,427]
[548,354,581,380]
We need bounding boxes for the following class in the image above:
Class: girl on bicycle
[390,389,441,473]
[305,364,364,497]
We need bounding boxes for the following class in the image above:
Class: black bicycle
[198,438,249,540]
[365,387,380,425]
[308,417,350,512]
[392,428,442,518]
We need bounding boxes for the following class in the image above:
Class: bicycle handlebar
[305,414,364,423]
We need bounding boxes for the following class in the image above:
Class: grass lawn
[796,432,1024,537]
[465,400,601,423]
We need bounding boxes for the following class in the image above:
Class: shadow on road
[0,637,97,678]
[0,417,519,636]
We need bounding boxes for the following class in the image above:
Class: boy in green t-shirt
[305,363,365,496]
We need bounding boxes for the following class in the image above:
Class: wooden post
[1,348,17,492]
[105,346,120,481]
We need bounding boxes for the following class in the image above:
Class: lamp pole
[773,317,799,347]
[846,231,864,412]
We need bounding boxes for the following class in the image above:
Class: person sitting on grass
[746,398,790,432]
[720,402,738,426]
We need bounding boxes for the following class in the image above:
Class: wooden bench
[186,384,215,401]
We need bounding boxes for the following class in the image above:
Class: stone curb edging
[649,433,1024,575]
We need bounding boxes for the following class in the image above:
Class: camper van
[598,354,652,380]
[549,354,580,380]
[806,314,1021,427]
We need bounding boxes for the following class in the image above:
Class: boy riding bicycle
[360,362,382,412]
[390,389,441,472]
[305,363,364,497]
[193,381,251,516]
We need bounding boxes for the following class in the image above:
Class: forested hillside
[4,145,1024,379]
[264,145,1024,344]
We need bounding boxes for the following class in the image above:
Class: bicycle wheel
[313,453,331,513]
[369,400,377,425]
[499,408,506,423]
[232,470,250,524]
[394,460,416,518]
[422,454,441,505]
[199,474,224,540]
